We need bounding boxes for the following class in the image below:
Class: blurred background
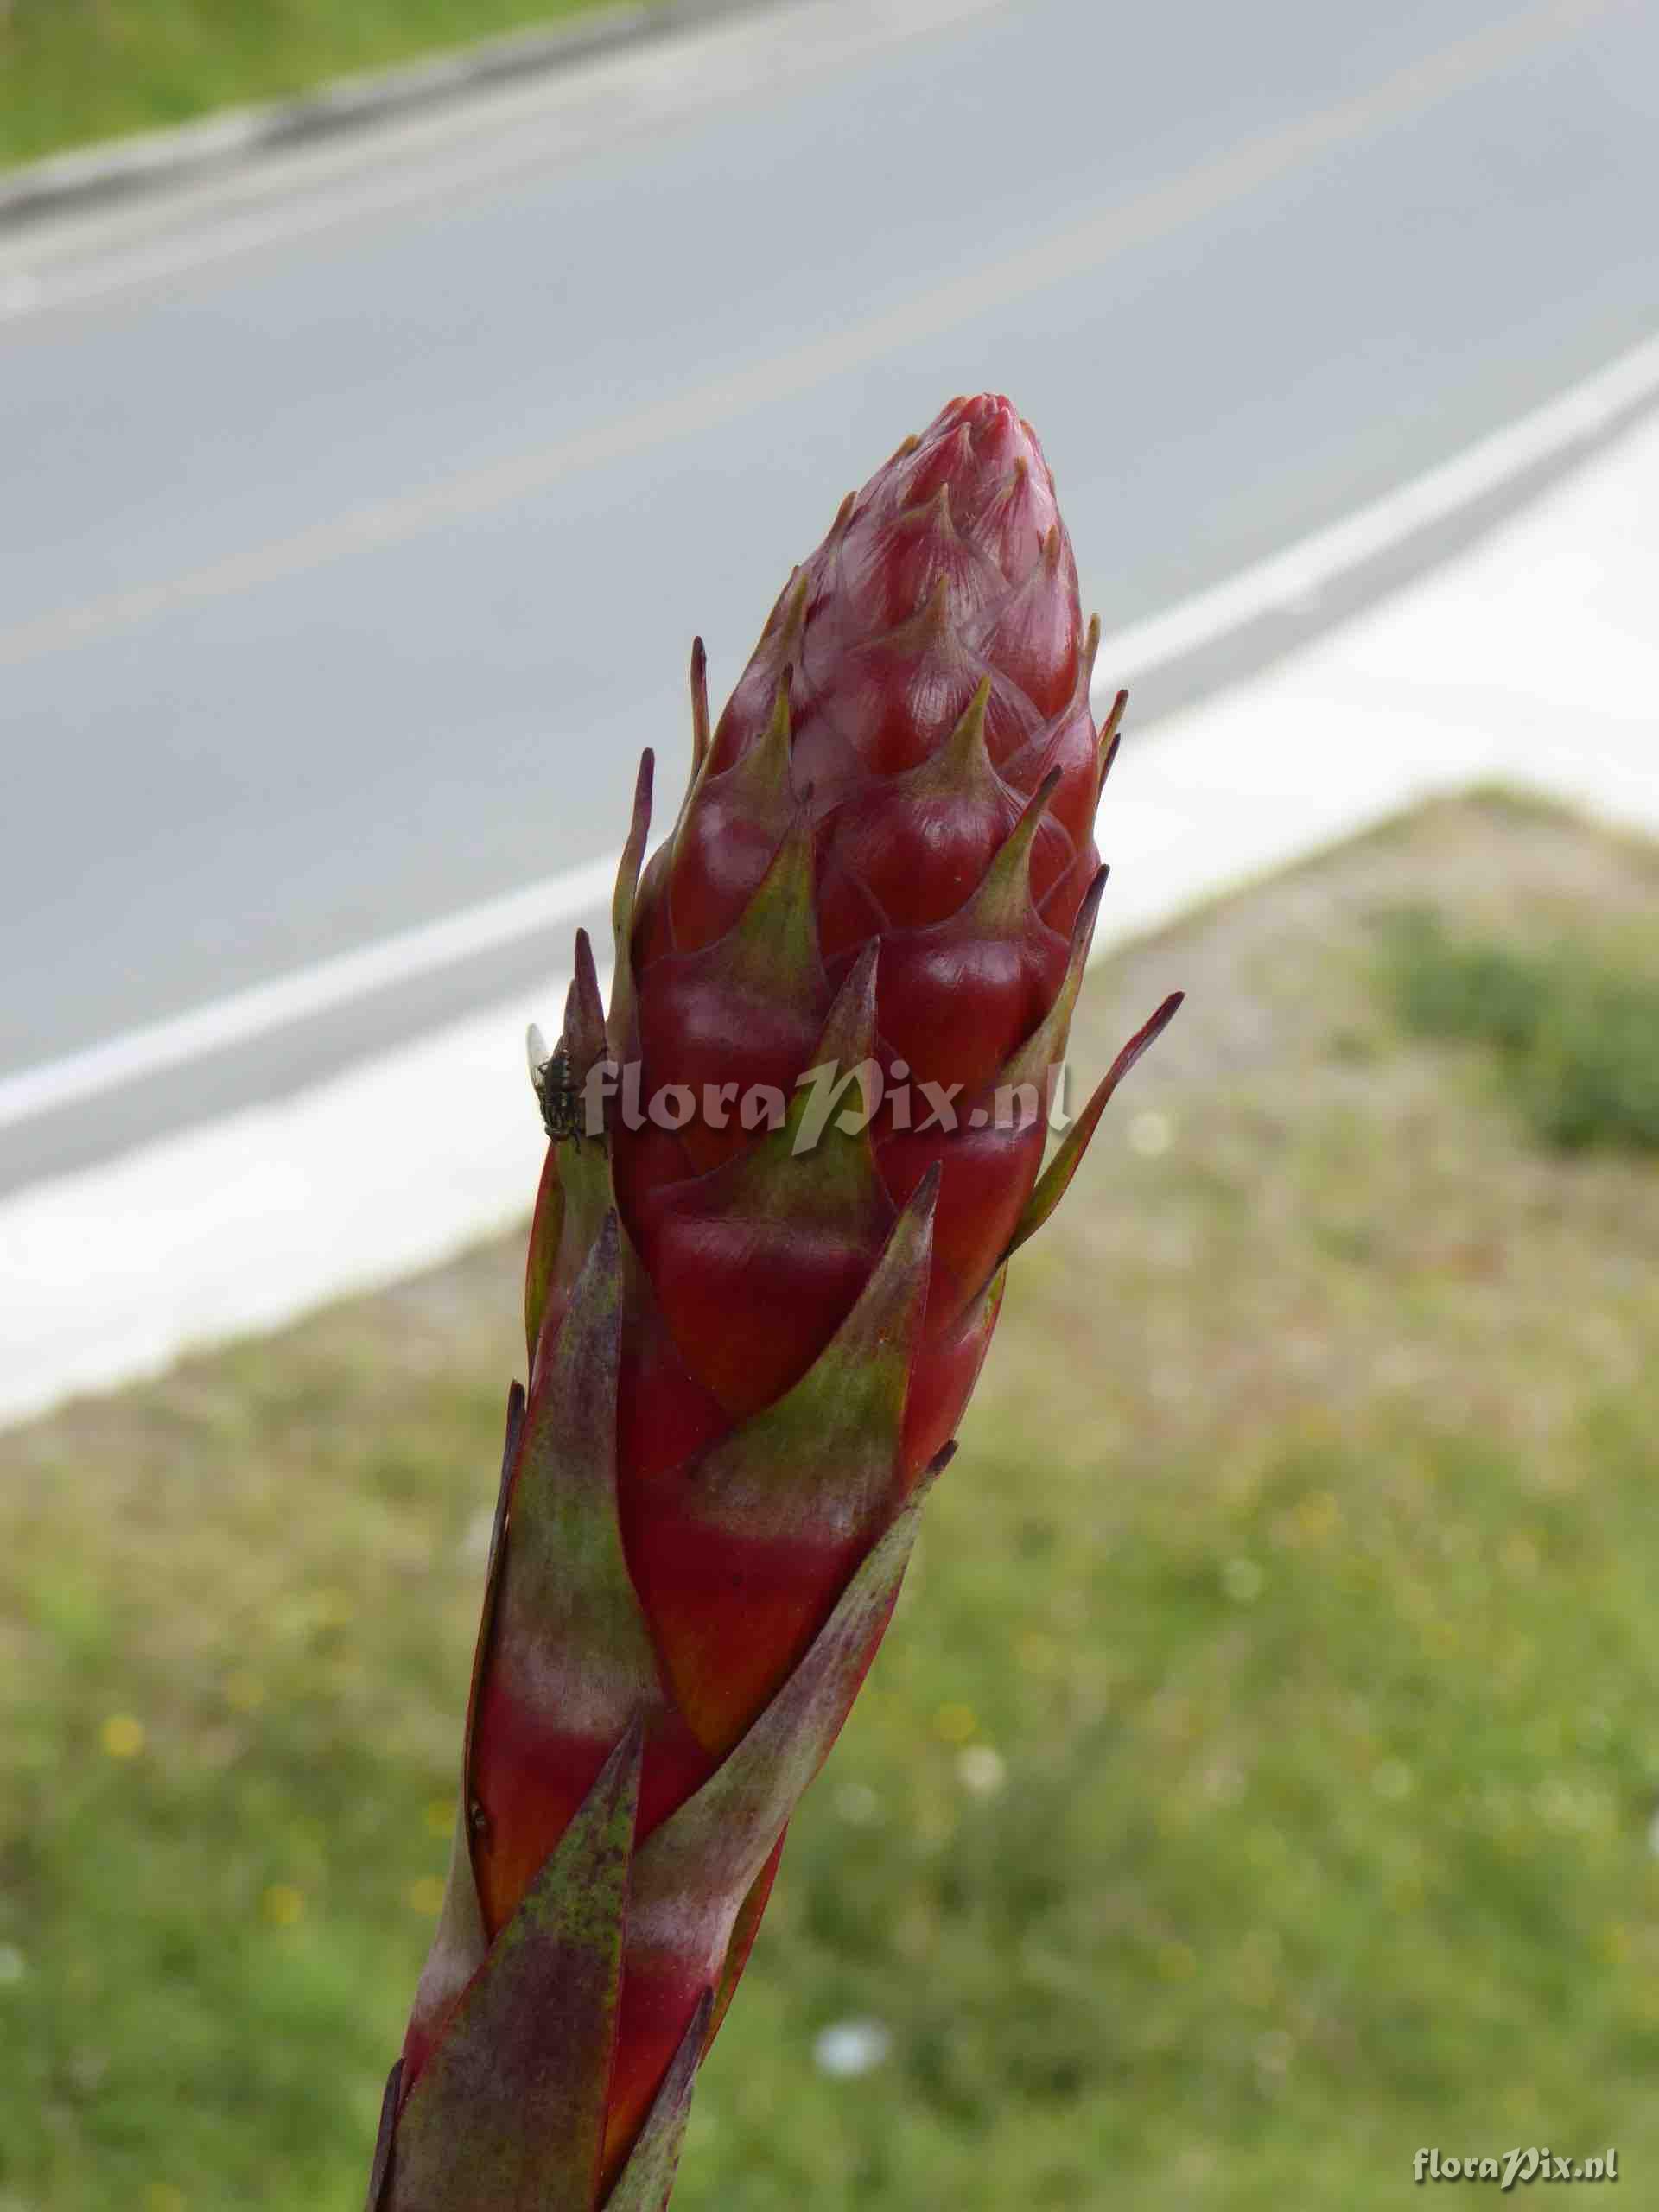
[2,1,1656,2206]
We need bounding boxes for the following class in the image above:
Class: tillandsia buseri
[366,395,1182,2210]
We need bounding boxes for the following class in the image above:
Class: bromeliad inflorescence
[367,395,1181,2212]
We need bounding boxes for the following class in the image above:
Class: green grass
[1376,902,1659,1154]
[0,0,663,170]
[3,789,1657,2209]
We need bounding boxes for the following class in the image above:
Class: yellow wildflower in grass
[101,1714,145,1759]
[933,1701,977,1744]
[405,1876,446,1916]
[262,1884,304,1927]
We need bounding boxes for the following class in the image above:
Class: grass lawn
[0,0,665,171]
[3,787,1657,2209]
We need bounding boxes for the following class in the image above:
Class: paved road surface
[3,0,1656,1193]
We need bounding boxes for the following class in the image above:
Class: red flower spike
[375,396,1181,2212]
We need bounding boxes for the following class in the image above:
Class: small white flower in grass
[813,2019,892,2078]
[0,1944,24,1986]
[1128,1109,1172,1157]
[1222,1557,1263,1604]
[956,1745,1007,1798]
[1255,2029,1294,2078]
[460,1505,496,1565]
[834,1780,882,1826]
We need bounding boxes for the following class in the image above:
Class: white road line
[1090,329,1659,681]
[0,853,619,1133]
[0,0,1608,669]
[0,971,580,1424]
[3,324,1656,1140]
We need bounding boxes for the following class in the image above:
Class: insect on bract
[525,1023,588,1147]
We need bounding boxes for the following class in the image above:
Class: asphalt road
[3,0,1656,1195]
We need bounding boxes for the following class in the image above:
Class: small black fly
[527,1025,586,1147]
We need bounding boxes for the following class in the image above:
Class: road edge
[0,0,790,231]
